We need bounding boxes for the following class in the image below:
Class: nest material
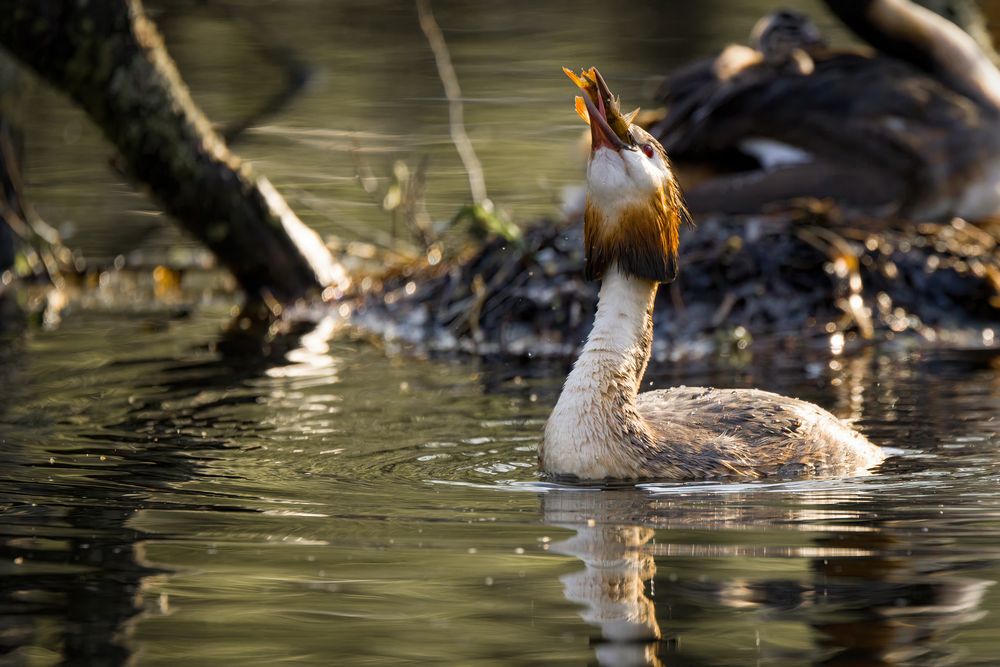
[355,204,1000,358]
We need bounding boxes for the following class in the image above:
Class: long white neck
[541,267,658,479]
[877,0,1000,109]
[831,0,1000,109]
[573,268,656,398]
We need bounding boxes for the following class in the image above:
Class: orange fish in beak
[563,66,639,153]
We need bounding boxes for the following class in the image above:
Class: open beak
[564,66,635,153]
[583,91,630,153]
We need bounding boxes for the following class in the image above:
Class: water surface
[1,305,999,665]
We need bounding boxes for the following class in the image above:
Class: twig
[348,138,436,252]
[416,0,489,209]
[0,117,67,286]
[210,2,315,144]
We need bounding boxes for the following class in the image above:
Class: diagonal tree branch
[0,0,347,304]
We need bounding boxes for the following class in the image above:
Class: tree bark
[0,53,23,274]
[0,117,22,275]
[0,0,346,304]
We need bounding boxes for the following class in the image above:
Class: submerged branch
[214,2,316,145]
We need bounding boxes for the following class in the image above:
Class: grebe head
[565,67,686,283]
[750,9,826,63]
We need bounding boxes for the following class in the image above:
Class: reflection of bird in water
[552,521,662,667]
[544,491,664,667]
[541,488,992,667]
[650,0,1000,221]
[540,69,883,481]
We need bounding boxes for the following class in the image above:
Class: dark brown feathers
[649,0,1000,220]
[584,178,686,283]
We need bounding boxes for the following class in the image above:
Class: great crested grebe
[539,69,884,481]
[651,0,1000,221]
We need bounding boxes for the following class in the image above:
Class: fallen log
[0,0,346,304]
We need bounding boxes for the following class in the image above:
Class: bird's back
[635,386,884,478]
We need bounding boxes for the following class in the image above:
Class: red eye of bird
[641,143,655,158]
